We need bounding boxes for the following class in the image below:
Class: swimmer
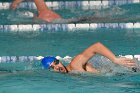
[41,42,136,73]
[11,0,61,22]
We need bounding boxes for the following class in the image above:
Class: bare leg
[10,0,24,10]
[34,0,61,22]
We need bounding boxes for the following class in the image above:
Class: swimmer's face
[50,60,67,73]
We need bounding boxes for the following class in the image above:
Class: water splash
[0,55,139,75]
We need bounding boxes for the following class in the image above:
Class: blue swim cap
[41,56,57,69]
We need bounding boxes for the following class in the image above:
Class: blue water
[0,29,140,56]
[0,70,140,93]
[0,2,140,93]
[0,29,140,93]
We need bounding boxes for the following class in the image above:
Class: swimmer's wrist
[112,57,118,64]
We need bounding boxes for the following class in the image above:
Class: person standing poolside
[41,42,136,73]
[11,0,61,22]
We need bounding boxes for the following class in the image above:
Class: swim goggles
[49,59,60,69]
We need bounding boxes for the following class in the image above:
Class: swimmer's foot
[36,10,61,22]
[10,0,24,10]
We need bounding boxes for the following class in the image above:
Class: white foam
[63,56,72,62]
[63,56,72,59]
[134,55,140,61]
[55,56,63,60]
[23,11,34,17]
[124,55,133,59]
[36,56,44,60]
[16,11,34,18]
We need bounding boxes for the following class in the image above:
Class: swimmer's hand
[113,57,136,68]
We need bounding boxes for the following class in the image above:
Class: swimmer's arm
[77,42,136,68]
[69,62,99,73]
[68,63,86,72]
[85,63,99,73]
[79,42,116,63]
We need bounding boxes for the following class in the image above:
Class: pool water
[0,28,140,93]
[0,3,140,24]
[0,1,140,93]
[0,29,140,56]
[0,70,140,93]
